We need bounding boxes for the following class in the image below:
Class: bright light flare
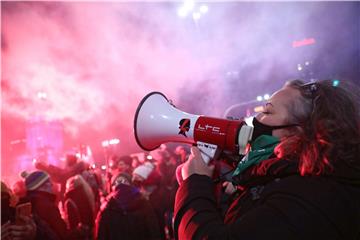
[297,63,302,71]
[109,138,120,145]
[263,94,270,100]
[37,91,47,99]
[146,155,153,160]
[332,79,340,87]
[101,165,107,170]
[256,96,263,102]
[102,138,120,147]
[199,5,208,13]
[177,7,188,17]
[184,0,195,11]
[192,12,201,20]
[102,140,109,147]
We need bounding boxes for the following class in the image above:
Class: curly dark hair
[275,79,360,176]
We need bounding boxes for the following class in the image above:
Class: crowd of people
[1,144,190,240]
[2,79,360,240]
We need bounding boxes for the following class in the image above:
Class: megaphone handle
[197,141,218,165]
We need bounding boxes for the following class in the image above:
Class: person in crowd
[2,180,59,240]
[106,155,132,192]
[19,170,68,239]
[131,155,141,169]
[80,167,103,217]
[12,180,27,202]
[34,154,89,202]
[108,155,133,177]
[133,162,167,239]
[64,174,96,239]
[151,149,178,239]
[95,172,161,240]
[1,182,36,240]
[174,79,360,239]
[174,146,189,164]
[1,181,36,240]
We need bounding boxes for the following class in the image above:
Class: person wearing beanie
[132,162,154,181]
[20,170,68,240]
[21,171,50,192]
[95,169,161,240]
[106,155,133,195]
[132,162,168,239]
[110,172,132,192]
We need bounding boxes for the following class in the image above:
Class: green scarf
[232,135,280,177]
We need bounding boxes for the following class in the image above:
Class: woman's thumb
[191,146,201,156]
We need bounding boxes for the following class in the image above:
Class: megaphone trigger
[196,141,220,165]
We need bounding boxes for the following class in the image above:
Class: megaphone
[134,92,254,163]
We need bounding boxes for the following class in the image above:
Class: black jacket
[95,184,161,240]
[26,191,68,240]
[174,158,360,240]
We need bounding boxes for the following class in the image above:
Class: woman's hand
[10,216,36,240]
[181,146,215,181]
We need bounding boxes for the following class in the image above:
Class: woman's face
[256,86,300,139]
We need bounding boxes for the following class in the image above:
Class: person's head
[65,174,86,193]
[175,146,186,156]
[150,149,170,165]
[111,173,132,191]
[175,145,189,163]
[65,174,95,210]
[1,181,17,207]
[132,162,154,185]
[131,156,141,169]
[65,154,78,168]
[21,170,53,194]
[109,155,132,175]
[12,180,26,199]
[256,79,360,175]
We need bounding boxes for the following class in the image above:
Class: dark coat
[26,190,68,240]
[174,158,360,240]
[95,184,161,240]
[64,186,95,238]
[3,195,60,240]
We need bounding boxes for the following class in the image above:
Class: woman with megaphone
[173,79,360,240]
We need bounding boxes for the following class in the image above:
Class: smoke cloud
[1,2,359,181]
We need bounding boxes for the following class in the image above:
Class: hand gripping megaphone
[134,92,254,164]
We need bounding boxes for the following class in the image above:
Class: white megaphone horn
[134,92,254,164]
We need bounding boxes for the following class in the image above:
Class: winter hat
[133,162,154,180]
[21,171,50,191]
[111,172,132,187]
